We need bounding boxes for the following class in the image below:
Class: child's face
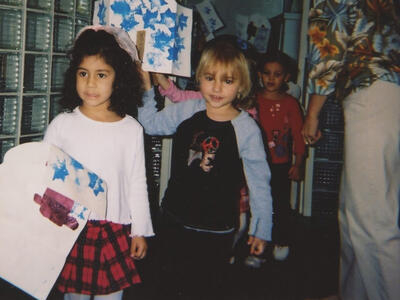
[76,54,115,111]
[199,63,241,111]
[258,62,289,94]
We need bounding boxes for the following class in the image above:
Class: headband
[75,25,140,62]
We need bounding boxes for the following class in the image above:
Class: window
[0,0,92,162]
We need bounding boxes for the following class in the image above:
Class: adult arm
[304,1,350,143]
[301,94,327,145]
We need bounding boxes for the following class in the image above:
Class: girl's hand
[140,68,152,91]
[247,235,267,255]
[152,73,171,90]
[288,165,304,181]
[130,236,148,260]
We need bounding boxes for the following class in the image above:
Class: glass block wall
[310,96,344,218]
[0,0,92,162]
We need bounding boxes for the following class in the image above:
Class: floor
[0,214,339,300]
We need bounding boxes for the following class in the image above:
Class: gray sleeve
[233,114,273,241]
[138,88,206,136]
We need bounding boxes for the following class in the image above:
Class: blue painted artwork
[50,153,105,198]
[93,0,193,77]
[195,0,223,34]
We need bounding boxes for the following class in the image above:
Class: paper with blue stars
[0,142,107,300]
[195,0,223,34]
[93,0,193,77]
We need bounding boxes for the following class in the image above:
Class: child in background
[139,38,273,299]
[44,25,154,300]
[255,50,305,262]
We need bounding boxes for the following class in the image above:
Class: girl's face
[76,54,115,111]
[199,63,241,111]
[258,62,289,94]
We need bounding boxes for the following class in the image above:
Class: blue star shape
[160,8,176,29]
[88,172,105,196]
[97,0,107,25]
[168,34,185,61]
[153,30,172,51]
[143,9,159,30]
[111,0,131,18]
[209,18,217,31]
[177,13,188,31]
[52,159,69,182]
[121,14,140,31]
[77,207,88,220]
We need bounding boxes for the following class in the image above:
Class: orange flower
[316,78,328,89]
[354,38,374,59]
[318,39,339,58]
[308,26,326,45]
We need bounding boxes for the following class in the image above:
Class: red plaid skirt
[57,220,141,295]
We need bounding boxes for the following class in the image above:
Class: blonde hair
[195,39,252,109]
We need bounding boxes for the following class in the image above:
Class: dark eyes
[263,71,283,77]
[204,75,234,84]
[205,75,213,81]
[78,71,87,77]
[77,71,107,78]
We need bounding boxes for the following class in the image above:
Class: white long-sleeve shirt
[44,107,154,237]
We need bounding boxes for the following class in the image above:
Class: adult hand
[302,115,322,145]
[302,94,327,145]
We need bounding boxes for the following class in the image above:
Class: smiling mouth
[210,95,223,101]
[85,93,98,98]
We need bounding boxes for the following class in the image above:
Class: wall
[185,0,284,36]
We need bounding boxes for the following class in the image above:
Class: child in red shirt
[256,51,305,261]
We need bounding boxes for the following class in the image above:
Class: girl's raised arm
[154,73,202,103]
[138,87,206,136]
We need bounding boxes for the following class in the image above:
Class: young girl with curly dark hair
[44,25,154,300]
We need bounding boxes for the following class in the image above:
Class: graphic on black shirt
[187,131,220,173]
[162,111,243,231]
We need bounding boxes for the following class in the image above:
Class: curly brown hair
[61,29,144,117]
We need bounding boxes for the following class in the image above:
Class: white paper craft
[195,0,224,33]
[235,14,271,53]
[93,0,193,77]
[0,142,107,300]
